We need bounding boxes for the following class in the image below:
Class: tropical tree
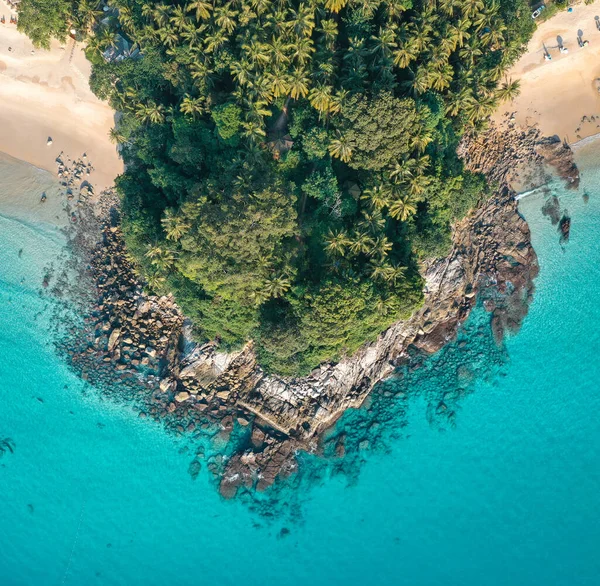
[186,0,212,21]
[162,209,191,241]
[264,274,292,299]
[388,194,417,221]
[325,229,352,257]
[329,133,354,163]
[496,78,520,102]
[180,94,204,118]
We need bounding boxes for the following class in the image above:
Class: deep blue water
[1,146,599,585]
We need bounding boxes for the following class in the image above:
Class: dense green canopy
[18,0,534,375]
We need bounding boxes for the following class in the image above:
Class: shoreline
[52,121,555,498]
[0,2,588,498]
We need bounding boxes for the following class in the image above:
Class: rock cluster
[457,119,580,189]
[55,152,96,205]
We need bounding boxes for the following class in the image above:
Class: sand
[495,1,600,144]
[0,3,122,193]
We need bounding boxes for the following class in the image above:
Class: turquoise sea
[1,144,599,585]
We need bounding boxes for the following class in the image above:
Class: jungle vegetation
[18,0,534,375]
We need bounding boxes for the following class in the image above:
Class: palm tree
[141,4,154,21]
[269,70,290,98]
[215,4,238,34]
[359,209,386,233]
[269,36,290,65]
[264,274,292,299]
[76,0,102,34]
[85,34,104,58]
[230,60,252,86]
[136,102,165,124]
[242,39,270,65]
[369,259,389,281]
[429,63,454,91]
[325,229,352,257]
[242,120,266,142]
[404,66,431,96]
[152,4,172,27]
[329,133,354,163]
[180,94,204,118]
[145,245,164,261]
[148,102,166,124]
[451,21,471,48]
[369,259,405,284]
[325,0,349,13]
[253,0,271,17]
[135,103,151,124]
[145,246,177,271]
[388,194,417,221]
[496,78,520,102]
[159,27,179,48]
[98,26,117,50]
[117,7,136,34]
[349,231,375,255]
[190,61,215,89]
[369,236,393,259]
[370,26,397,60]
[186,0,212,21]
[309,84,334,116]
[361,185,390,211]
[459,43,483,68]
[462,0,484,19]
[162,209,191,241]
[288,69,310,99]
[108,127,126,145]
[407,173,432,196]
[204,28,227,53]
[390,157,418,182]
[170,6,189,31]
[292,36,314,66]
[319,19,338,49]
[146,272,167,292]
[289,4,315,37]
[439,0,456,17]
[393,44,417,69]
[410,131,433,153]
[445,88,475,117]
[181,23,206,48]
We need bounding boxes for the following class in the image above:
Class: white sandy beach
[496,1,600,144]
[0,3,122,193]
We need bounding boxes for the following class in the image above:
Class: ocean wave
[515,185,549,200]
[571,132,600,150]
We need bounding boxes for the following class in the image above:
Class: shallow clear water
[1,146,600,585]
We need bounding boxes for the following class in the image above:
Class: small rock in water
[559,214,571,245]
[188,458,201,480]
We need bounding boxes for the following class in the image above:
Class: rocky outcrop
[60,122,578,499]
[457,121,580,189]
[175,188,537,440]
